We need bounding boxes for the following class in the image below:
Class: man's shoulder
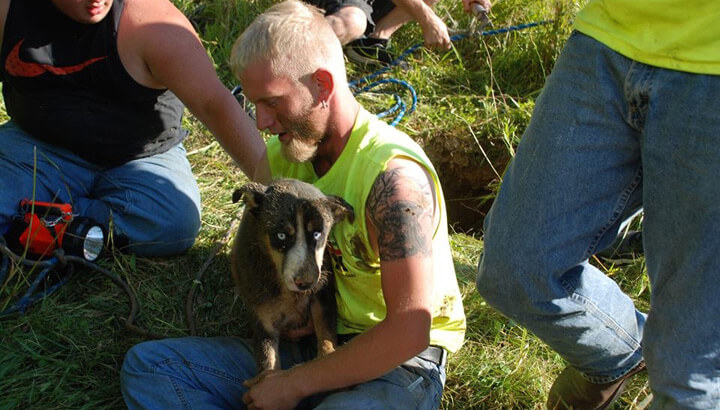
[119,0,199,88]
[358,113,432,169]
[356,108,418,150]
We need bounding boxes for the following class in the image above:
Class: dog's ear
[233,182,267,213]
[325,195,355,224]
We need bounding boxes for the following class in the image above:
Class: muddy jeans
[121,336,446,409]
[476,31,720,408]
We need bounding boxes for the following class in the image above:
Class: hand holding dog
[243,369,303,410]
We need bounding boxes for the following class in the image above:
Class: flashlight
[15,199,105,262]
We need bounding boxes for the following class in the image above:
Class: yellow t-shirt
[267,108,466,353]
[574,0,720,74]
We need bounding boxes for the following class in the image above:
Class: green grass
[0,0,652,408]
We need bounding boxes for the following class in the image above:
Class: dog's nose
[294,277,315,290]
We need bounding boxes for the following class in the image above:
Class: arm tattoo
[367,167,434,261]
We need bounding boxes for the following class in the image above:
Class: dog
[231,178,354,371]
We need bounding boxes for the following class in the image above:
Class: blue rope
[352,78,418,126]
[0,234,163,337]
[0,235,73,316]
[0,234,72,316]
[349,20,553,126]
[1,257,71,316]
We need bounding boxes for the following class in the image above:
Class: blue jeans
[0,121,201,256]
[477,32,720,408]
[120,336,446,409]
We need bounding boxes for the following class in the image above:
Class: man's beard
[280,105,324,163]
[282,131,320,163]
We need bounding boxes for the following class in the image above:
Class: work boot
[547,361,646,409]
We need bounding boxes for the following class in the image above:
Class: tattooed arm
[363,156,439,354]
[366,158,438,261]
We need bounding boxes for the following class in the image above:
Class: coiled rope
[349,19,553,126]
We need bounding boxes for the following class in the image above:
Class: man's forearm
[390,0,437,28]
[286,314,431,398]
[196,93,270,183]
[219,129,270,183]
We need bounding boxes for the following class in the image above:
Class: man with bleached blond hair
[120,1,465,409]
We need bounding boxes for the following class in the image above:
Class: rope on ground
[1,235,72,316]
[0,234,165,339]
[185,218,240,336]
[349,20,553,126]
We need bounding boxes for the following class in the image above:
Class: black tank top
[0,0,186,167]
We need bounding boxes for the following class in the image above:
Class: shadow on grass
[0,236,651,409]
[0,239,251,409]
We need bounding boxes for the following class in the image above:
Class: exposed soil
[421,132,512,235]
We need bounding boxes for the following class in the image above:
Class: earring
[321,100,328,109]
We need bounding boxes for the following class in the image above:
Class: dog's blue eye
[313,231,322,240]
[277,232,286,241]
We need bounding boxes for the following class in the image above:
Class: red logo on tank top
[5,39,107,77]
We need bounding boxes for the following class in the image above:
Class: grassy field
[0,0,652,408]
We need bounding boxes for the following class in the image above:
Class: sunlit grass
[0,0,652,408]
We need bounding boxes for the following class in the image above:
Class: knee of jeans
[156,207,201,243]
[123,202,201,256]
[126,227,198,256]
[122,341,160,377]
[476,256,507,306]
[476,243,533,313]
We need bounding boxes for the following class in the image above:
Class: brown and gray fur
[231,178,354,371]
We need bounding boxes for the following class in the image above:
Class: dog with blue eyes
[231,178,354,372]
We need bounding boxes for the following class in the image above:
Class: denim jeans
[477,32,720,408]
[120,336,446,409]
[0,121,201,256]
